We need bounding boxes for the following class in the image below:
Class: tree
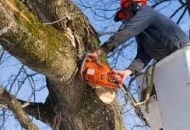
[0,0,124,129]
[0,0,189,130]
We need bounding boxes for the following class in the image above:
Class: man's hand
[87,49,104,61]
[112,69,133,85]
[87,52,99,61]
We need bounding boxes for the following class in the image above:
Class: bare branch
[177,7,188,24]
[151,0,171,8]
[170,4,185,18]
[178,0,185,5]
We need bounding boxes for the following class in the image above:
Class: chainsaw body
[81,57,122,88]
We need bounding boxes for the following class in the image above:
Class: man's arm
[127,42,151,74]
[100,6,155,54]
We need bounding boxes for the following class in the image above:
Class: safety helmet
[114,0,147,22]
[120,0,147,8]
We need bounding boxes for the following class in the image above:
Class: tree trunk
[0,0,124,130]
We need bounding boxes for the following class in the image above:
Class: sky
[0,0,189,130]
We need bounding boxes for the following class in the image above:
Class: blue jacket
[101,6,189,74]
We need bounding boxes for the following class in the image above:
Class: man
[87,0,189,84]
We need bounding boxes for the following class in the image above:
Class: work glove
[87,49,104,61]
[111,69,133,86]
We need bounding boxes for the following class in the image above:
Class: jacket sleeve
[127,42,151,74]
[100,6,155,54]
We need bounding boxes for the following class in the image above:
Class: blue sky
[0,0,189,130]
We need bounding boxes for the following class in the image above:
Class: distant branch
[178,0,185,5]
[151,0,171,8]
[177,7,187,24]
[170,4,185,18]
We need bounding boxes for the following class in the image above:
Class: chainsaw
[80,55,122,88]
[80,55,137,104]
[80,55,149,125]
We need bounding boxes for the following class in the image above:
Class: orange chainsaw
[80,55,123,88]
[80,55,148,125]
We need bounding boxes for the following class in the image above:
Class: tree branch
[0,86,38,130]
[0,77,60,128]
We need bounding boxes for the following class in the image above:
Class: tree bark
[0,0,124,130]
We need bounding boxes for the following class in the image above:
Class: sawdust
[95,86,116,104]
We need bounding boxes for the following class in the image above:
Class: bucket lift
[136,46,190,130]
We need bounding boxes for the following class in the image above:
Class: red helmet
[120,0,147,8]
[114,0,147,22]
